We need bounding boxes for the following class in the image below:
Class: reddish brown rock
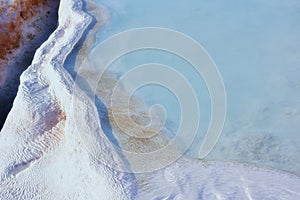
[0,0,60,129]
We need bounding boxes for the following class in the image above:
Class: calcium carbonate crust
[0,0,300,199]
[0,0,137,199]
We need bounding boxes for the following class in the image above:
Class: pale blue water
[93,0,300,174]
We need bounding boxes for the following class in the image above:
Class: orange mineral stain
[0,0,54,86]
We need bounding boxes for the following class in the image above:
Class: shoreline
[0,0,300,199]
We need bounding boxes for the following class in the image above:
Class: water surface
[92,0,300,175]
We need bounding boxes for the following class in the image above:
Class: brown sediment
[69,0,177,156]
[95,73,172,153]
[77,68,172,153]
[0,0,48,60]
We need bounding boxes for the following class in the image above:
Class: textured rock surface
[138,159,300,199]
[0,0,59,129]
[0,0,137,199]
[0,0,299,199]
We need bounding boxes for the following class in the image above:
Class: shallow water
[91,0,300,174]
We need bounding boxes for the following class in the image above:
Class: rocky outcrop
[0,0,299,199]
[0,0,59,129]
[0,0,138,198]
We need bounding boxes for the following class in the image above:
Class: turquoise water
[93,0,300,174]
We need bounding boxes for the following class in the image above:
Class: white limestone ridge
[0,0,299,199]
[0,0,136,199]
